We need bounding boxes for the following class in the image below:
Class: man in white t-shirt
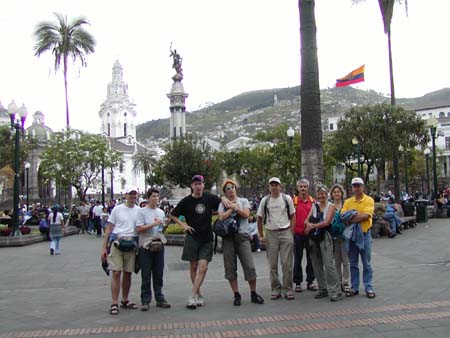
[136,188,170,311]
[101,186,140,315]
[257,177,296,300]
[93,200,104,237]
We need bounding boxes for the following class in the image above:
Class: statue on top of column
[169,43,183,81]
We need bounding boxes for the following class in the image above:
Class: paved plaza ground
[1,218,450,338]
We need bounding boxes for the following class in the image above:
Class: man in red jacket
[293,178,317,292]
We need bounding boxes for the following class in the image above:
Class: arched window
[124,123,127,136]
[439,112,445,118]
[107,123,110,136]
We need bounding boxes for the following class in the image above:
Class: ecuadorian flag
[335,65,365,87]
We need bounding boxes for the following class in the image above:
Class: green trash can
[416,199,428,223]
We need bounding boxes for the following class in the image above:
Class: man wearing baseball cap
[170,174,233,309]
[101,186,140,315]
[341,177,375,299]
[257,177,296,300]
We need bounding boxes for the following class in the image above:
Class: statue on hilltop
[169,43,183,81]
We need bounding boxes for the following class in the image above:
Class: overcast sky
[0,0,449,133]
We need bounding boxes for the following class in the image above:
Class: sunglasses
[225,185,235,191]
[352,184,362,188]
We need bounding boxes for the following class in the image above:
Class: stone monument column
[167,46,188,141]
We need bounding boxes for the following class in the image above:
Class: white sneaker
[186,296,197,309]
[256,248,262,252]
[196,294,205,306]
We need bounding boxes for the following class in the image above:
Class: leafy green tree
[0,126,36,170]
[157,135,221,190]
[329,103,428,192]
[33,13,96,128]
[39,129,122,203]
[132,149,157,192]
[299,0,323,189]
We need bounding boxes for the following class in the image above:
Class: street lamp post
[101,162,105,206]
[398,145,409,196]
[287,126,295,191]
[427,117,439,200]
[352,137,361,177]
[7,100,28,237]
[424,148,431,197]
[110,167,114,201]
[24,162,30,211]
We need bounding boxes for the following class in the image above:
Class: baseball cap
[191,174,204,183]
[268,177,281,185]
[125,186,139,194]
[351,177,364,185]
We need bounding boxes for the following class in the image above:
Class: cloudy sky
[0,0,449,133]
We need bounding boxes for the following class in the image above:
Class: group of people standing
[101,174,375,315]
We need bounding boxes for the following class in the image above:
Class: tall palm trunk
[386,27,401,200]
[63,55,73,206]
[63,55,70,128]
[299,0,323,189]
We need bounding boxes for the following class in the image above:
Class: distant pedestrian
[49,205,65,255]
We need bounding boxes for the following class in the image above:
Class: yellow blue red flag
[336,65,365,87]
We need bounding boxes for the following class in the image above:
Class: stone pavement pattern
[1,218,450,338]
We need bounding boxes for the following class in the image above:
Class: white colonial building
[98,61,153,196]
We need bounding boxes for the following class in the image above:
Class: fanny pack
[149,239,163,252]
[115,237,137,252]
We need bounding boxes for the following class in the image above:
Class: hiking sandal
[307,283,318,291]
[120,300,138,309]
[345,289,359,297]
[110,304,119,315]
[366,290,376,299]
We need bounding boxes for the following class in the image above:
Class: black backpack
[262,193,291,224]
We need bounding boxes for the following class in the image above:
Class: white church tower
[99,60,137,139]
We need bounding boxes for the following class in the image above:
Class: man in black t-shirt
[170,174,232,309]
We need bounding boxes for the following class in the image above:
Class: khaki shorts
[108,244,136,273]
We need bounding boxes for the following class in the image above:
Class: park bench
[397,204,416,229]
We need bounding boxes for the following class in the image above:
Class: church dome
[26,111,53,142]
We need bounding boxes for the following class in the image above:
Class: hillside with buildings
[137,86,450,144]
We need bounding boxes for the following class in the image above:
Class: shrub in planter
[165,223,185,235]
[0,227,12,236]
[19,226,31,235]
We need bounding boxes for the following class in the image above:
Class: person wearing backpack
[304,184,342,302]
[257,177,296,300]
[218,179,264,306]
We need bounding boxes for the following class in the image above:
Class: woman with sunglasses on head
[218,179,264,306]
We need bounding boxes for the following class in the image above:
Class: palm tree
[354,0,408,200]
[353,0,408,106]
[33,13,96,129]
[132,150,157,192]
[299,0,323,189]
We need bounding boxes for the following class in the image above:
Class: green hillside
[136,86,450,142]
